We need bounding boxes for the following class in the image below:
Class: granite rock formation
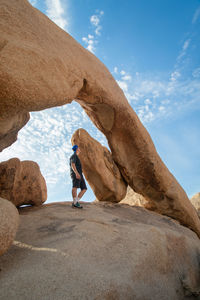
[0,112,30,152]
[0,202,200,299]
[191,193,200,217]
[71,128,127,202]
[0,0,200,237]
[0,197,19,256]
[120,186,149,207]
[0,158,47,206]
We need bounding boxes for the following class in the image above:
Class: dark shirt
[70,153,82,177]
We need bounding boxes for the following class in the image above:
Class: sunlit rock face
[0,198,19,256]
[71,128,127,202]
[0,158,47,207]
[191,193,200,217]
[1,202,200,299]
[120,186,150,208]
[0,0,200,237]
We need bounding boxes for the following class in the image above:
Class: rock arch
[0,0,200,237]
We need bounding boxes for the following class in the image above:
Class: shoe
[76,202,83,208]
[72,202,83,209]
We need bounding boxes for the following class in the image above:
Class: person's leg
[71,176,80,205]
[77,175,87,203]
[78,189,87,199]
[72,187,78,204]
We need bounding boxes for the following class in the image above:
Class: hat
[72,145,78,152]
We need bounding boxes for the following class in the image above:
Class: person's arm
[71,162,81,179]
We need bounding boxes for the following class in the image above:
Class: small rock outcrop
[120,186,150,207]
[71,128,127,202]
[191,193,200,217]
[0,197,19,256]
[0,158,47,207]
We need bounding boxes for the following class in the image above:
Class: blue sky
[0,0,200,203]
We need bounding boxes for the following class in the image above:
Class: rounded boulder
[0,198,19,256]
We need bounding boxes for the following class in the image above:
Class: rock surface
[120,186,149,207]
[0,202,200,299]
[191,193,200,217]
[71,128,127,202]
[0,111,30,152]
[0,158,47,206]
[0,0,200,237]
[0,197,19,256]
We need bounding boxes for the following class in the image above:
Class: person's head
[72,144,80,155]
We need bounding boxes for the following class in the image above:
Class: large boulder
[0,0,200,237]
[0,202,199,299]
[71,128,127,202]
[0,158,47,206]
[191,193,200,217]
[0,197,19,256]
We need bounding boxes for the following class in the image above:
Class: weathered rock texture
[0,112,30,152]
[0,202,200,299]
[0,197,19,256]
[0,0,200,236]
[191,193,200,217]
[120,186,149,207]
[0,158,47,206]
[71,128,127,202]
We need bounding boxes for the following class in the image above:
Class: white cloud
[122,75,132,81]
[82,35,96,53]
[192,6,200,24]
[95,26,102,36]
[45,0,69,31]
[183,39,190,51]
[88,34,94,39]
[161,99,170,105]
[82,37,87,43]
[28,0,37,5]
[117,80,128,92]
[170,71,181,82]
[177,39,191,62]
[145,99,151,105]
[113,67,118,74]
[113,57,200,125]
[138,107,155,123]
[115,70,132,98]
[158,106,165,112]
[82,10,104,53]
[87,44,95,53]
[90,15,100,27]
[192,67,200,78]
[90,11,104,36]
